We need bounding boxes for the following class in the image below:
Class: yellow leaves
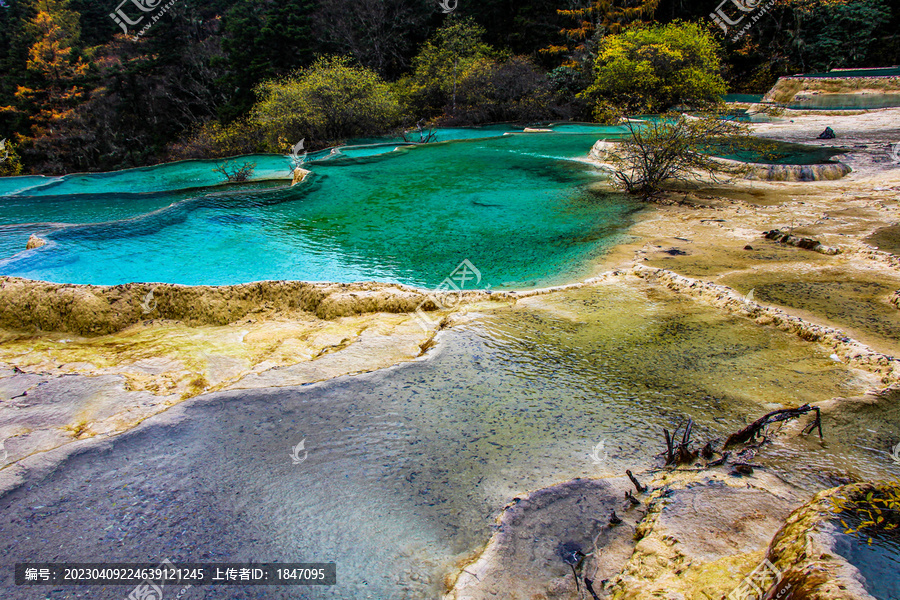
[829,481,900,541]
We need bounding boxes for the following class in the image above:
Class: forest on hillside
[0,0,897,175]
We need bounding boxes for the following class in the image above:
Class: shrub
[448,56,566,125]
[250,55,401,147]
[583,21,727,117]
[168,119,264,161]
[212,160,256,183]
[0,138,24,176]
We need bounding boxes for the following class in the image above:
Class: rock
[523,127,552,133]
[762,229,841,255]
[291,167,311,185]
[731,463,754,476]
[817,127,836,139]
[608,472,803,600]
[0,277,501,336]
[444,477,645,600]
[26,234,47,250]
[589,139,619,161]
[744,245,754,250]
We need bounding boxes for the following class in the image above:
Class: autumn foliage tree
[15,0,88,172]
[583,21,727,118]
[545,0,660,64]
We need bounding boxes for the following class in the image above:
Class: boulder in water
[26,234,47,250]
[817,127,836,139]
[292,167,311,185]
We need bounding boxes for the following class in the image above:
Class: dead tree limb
[675,419,698,465]
[626,470,647,494]
[724,404,823,448]
[663,428,674,465]
[663,420,699,466]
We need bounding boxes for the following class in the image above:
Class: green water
[0,133,638,288]
[0,126,848,287]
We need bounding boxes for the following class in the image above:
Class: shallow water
[866,224,900,255]
[832,520,900,600]
[721,272,900,356]
[2,282,890,600]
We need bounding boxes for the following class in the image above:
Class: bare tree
[602,112,751,201]
[312,0,434,77]
[212,160,256,183]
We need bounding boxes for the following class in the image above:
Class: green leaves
[250,56,401,148]
[583,21,727,116]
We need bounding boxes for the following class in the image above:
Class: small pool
[787,94,900,110]
[705,138,846,165]
[831,515,900,600]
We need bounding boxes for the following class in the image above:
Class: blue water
[832,519,900,599]
[0,125,844,288]
[0,130,640,288]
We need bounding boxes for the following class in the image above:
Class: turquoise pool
[0,125,844,288]
[0,129,639,288]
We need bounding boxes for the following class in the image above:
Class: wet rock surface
[608,471,803,600]
[445,478,645,600]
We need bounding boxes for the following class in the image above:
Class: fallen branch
[724,404,823,449]
[676,419,697,465]
[584,577,602,600]
[626,470,647,494]
[662,420,699,466]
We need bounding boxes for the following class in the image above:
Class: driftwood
[626,470,647,494]
[664,419,699,466]
[724,404,822,448]
[584,577,602,600]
